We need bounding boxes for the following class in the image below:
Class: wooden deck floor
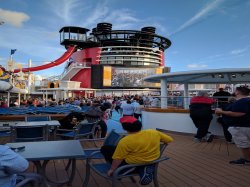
[1,132,250,187]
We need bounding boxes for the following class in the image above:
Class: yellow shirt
[112,129,173,164]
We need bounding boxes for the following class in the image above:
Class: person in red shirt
[189,91,215,142]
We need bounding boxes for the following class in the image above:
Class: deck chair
[56,121,97,140]
[83,143,169,187]
[82,129,123,159]
[63,130,123,174]
[16,172,46,187]
[0,129,11,137]
[10,125,48,142]
[25,115,51,122]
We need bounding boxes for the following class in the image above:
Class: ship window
[115,61,123,64]
[131,62,138,65]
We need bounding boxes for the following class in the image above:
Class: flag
[10,49,17,55]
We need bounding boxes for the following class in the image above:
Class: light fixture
[218,74,224,78]
[231,74,236,78]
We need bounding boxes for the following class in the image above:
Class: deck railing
[144,96,232,109]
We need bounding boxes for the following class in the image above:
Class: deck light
[218,74,224,78]
[231,74,236,78]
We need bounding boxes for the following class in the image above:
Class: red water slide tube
[13,46,76,73]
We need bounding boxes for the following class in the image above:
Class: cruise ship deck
[1,131,249,187]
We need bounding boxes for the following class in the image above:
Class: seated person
[59,112,85,129]
[0,145,29,187]
[101,116,173,185]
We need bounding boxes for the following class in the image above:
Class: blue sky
[0,0,250,78]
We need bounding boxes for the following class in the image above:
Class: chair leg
[129,176,137,183]
[83,159,90,187]
[65,159,72,171]
[68,159,76,186]
[153,167,158,187]
[112,178,118,187]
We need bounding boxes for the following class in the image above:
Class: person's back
[213,88,231,107]
[189,95,214,117]
[101,116,173,182]
[121,100,134,116]
[189,91,215,142]
[0,145,29,187]
[114,129,172,164]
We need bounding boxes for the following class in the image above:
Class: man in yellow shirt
[101,116,173,185]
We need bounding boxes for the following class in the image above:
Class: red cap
[120,116,137,124]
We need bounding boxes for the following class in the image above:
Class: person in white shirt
[133,100,144,119]
[121,100,134,116]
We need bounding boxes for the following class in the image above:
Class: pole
[183,83,189,109]
[18,93,21,106]
[27,59,32,94]
[7,92,10,107]
[161,79,168,108]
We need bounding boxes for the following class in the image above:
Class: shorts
[228,127,250,148]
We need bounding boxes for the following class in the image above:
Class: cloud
[171,0,224,35]
[84,0,110,27]
[231,47,248,55]
[0,8,30,27]
[35,75,43,81]
[187,64,208,69]
[0,26,65,66]
[46,0,83,23]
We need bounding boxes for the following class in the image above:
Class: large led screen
[103,66,162,88]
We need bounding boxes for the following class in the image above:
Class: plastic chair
[56,121,97,140]
[10,125,48,142]
[83,143,169,187]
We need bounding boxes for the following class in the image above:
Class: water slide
[13,46,76,73]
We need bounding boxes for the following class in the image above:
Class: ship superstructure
[52,22,171,96]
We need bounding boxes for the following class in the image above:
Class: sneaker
[139,165,155,185]
[229,158,250,165]
[193,138,202,143]
[206,134,214,143]
[226,140,235,144]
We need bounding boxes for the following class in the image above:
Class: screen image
[103,66,162,88]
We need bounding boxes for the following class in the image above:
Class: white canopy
[144,68,250,84]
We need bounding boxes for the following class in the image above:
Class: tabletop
[6,140,85,161]
[0,120,60,127]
